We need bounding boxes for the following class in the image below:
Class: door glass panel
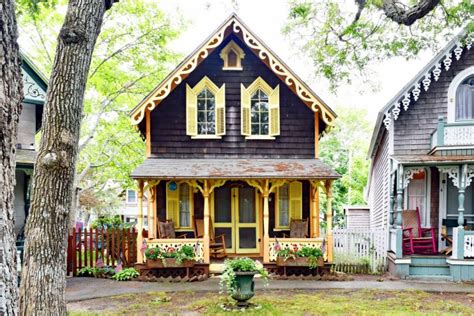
[239,228,256,249]
[215,187,232,223]
[215,227,232,249]
[239,187,255,223]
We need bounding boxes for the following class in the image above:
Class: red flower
[167,247,175,253]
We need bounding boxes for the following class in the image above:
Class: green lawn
[68,289,474,315]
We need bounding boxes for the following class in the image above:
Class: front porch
[388,157,474,281]
[132,159,339,273]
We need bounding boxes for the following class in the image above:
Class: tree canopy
[285,0,474,90]
[18,0,183,215]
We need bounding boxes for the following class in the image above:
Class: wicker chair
[157,220,187,239]
[402,208,437,255]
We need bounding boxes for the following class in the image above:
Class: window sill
[222,67,243,71]
[175,228,193,232]
[191,135,222,140]
[245,135,276,140]
[273,228,290,231]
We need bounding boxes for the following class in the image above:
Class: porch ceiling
[393,155,474,165]
[131,158,340,180]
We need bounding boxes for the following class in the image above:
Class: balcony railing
[431,117,474,149]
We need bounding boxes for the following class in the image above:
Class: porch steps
[405,275,454,282]
[209,263,225,274]
[406,255,451,279]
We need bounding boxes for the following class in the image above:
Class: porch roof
[393,155,474,165]
[131,158,340,180]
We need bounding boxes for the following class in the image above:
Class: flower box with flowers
[275,244,324,269]
[144,245,196,268]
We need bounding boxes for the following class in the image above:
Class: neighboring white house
[343,206,370,229]
[116,189,148,228]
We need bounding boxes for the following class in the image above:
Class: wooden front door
[213,185,260,254]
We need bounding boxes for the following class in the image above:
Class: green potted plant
[145,245,196,268]
[220,257,268,307]
[276,244,324,269]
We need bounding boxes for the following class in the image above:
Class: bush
[112,268,139,281]
[145,244,195,265]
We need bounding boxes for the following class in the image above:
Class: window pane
[197,90,206,99]
[198,111,206,122]
[215,227,232,249]
[215,187,231,222]
[207,122,215,134]
[251,124,259,135]
[127,190,136,203]
[239,228,256,249]
[261,123,269,135]
[207,110,215,122]
[207,97,215,111]
[279,185,289,227]
[179,184,190,227]
[261,111,269,123]
[251,99,259,111]
[227,50,238,67]
[455,75,474,121]
[239,187,255,223]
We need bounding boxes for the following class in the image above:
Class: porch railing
[333,228,387,273]
[464,231,474,258]
[145,239,205,263]
[268,238,325,262]
[431,117,474,149]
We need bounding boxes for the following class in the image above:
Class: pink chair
[402,208,437,255]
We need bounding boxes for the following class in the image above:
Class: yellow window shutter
[289,181,302,221]
[186,84,197,136]
[166,182,180,227]
[269,85,280,136]
[241,84,251,136]
[215,84,226,136]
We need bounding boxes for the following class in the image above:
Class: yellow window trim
[220,40,245,71]
[275,181,302,229]
[166,181,194,229]
[186,76,226,137]
[241,77,280,137]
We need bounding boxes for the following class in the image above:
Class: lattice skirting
[136,263,209,282]
[264,263,332,278]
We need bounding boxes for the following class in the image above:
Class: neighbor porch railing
[452,228,474,259]
[431,117,474,149]
[145,239,205,263]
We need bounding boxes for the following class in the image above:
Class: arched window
[455,75,474,121]
[448,66,474,123]
[220,40,245,71]
[186,76,225,138]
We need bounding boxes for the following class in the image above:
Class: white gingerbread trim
[438,166,460,188]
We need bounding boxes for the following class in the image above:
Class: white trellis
[333,228,387,273]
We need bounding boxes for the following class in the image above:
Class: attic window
[220,40,245,71]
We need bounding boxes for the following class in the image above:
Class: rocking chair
[193,217,227,259]
[157,219,187,239]
[402,208,437,255]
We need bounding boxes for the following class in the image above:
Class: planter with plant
[275,244,324,269]
[220,257,268,307]
[144,245,196,268]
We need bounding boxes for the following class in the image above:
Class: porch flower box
[276,256,324,267]
[145,258,195,268]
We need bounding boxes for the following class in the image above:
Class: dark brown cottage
[129,14,339,273]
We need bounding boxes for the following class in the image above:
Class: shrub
[112,268,139,281]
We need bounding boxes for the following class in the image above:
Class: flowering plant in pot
[276,244,324,269]
[145,245,196,267]
[220,257,268,307]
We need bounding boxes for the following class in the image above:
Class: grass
[68,289,474,315]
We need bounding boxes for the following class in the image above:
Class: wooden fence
[67,228,137,276]
[333,227,387,274]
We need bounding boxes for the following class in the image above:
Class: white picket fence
[333,228,387,273]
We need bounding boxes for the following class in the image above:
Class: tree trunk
[19,1,109,314]
[0,1,23,314]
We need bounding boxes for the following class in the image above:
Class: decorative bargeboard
[146,239,205,263]
[268,238,325,262]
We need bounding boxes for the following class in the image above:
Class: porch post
[311,182,320,238]
[457,164,466,227]
[325,180,334,263]
[395,164,404,228]
[263,179,270,263]
[147,184,156,239]
[203,180,210,264]
[137,180,144,263]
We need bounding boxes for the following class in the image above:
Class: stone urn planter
[231,271,256,307]
[146,258,195,268]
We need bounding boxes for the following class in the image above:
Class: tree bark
[382,0,440,26]
[0,1,23,314]
[19,1,110,314]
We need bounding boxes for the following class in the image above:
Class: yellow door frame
[211,189,236,253]
[234,187,260,254]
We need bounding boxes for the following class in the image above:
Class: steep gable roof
[21,51,48,105]
[368,28,474,158]
[129,14,336,130]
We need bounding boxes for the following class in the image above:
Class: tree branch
[382,0,440,26]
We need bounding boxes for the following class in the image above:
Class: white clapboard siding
[333,227,387,273]
[369,132,390,229]
[345,208,370,229]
